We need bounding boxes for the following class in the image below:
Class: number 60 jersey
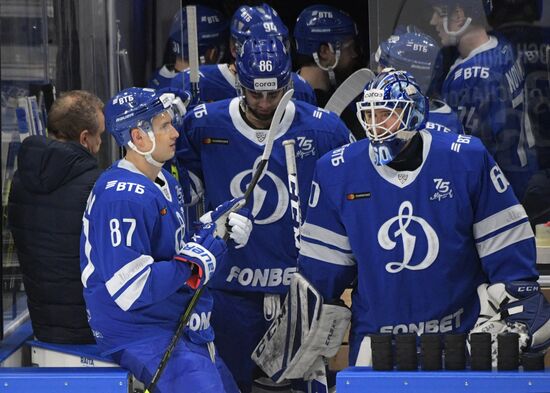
[299,130,538,352]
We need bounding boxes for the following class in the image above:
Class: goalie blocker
[252,273,351,383]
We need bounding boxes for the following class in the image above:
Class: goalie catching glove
[252,273,351,383]
[470,281,550,363]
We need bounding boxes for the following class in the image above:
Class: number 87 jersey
[79,159,214,355]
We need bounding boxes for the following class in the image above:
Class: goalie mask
[105,87,186,167]
[236,37,292,114]
[231,3,289,53]
[356,69,428,166]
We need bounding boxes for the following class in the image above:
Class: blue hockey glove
[496,281,550,353]
[175,224,227,290]
[200,197,253,249]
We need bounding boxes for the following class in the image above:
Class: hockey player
[171,3,317,106]
[81,87,253,392]
[488,0,550,169]
[176,37,353,392]
[293,4,362,107]
[428,0,538,200]
[374,31,464,134]
[148,5,228,90]
[296,69,549,369]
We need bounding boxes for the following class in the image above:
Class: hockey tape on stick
[324,68,375,116]
[283,139,301,250]
[186,5,200,98]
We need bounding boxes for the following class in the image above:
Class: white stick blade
[324,68,375,115]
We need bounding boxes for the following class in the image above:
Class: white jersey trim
[228,97,296,146]
[476,221,534,258]
[369,130,432,189]
[114,268,151,311]
[301,223,351,252]
[118,159,173,202]
[473,204,528,240]
[300,239,355,266]
[218,63,236,89]
[81,217,95,288]
[158,65,178,79]
[105,255,154,296]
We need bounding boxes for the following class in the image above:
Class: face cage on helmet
[356,99,414,142]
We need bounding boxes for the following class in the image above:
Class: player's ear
[452,5,467,27]
[130,127,146,146]
[318,43,334,63]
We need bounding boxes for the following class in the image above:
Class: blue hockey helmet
[375,32,442,94]
[293,5,358,56]
[356,69,428,166]
[168,5,228,63]
[236,37,292,93]
[105,87,184,147]
[231,3,289,51]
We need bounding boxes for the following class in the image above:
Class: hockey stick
[144,88,294,393]
[324,68,375,116]
[282,141,330,393]
[283,140,301,250]
[186,4,200,100]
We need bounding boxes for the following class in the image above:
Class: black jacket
[8,136,102,344]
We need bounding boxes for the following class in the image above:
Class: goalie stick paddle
[144,88,294,393]
[324,68,375,116]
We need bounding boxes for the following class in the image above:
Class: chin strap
[313,43,341,87]
[127,129,164,168]
[443,16,472,45]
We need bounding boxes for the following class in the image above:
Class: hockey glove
[200,197,253,249]
[157,87,191,128]
[175,224,227,290]
[492,281,550,353]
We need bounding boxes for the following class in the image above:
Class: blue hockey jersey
[299,131,537,353]
[80,159,215,355]
[177,97,352,294]
[171,63,317,106]
[147,65,179,90]
[441,36,538,199]
[492,24,550,169]
[425,98,464,134]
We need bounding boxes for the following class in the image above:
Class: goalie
[254,69,550,381]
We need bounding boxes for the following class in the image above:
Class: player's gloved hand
[200,197,253,249]
[491,281,550,353]
[174,224,227,290]
[157,87,191,127]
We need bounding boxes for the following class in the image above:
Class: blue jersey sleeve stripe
[114,269,151,311]
[476,221,534,258]
[300,239,355,266]
[473,204,528,240]
[105,255,154,296]
[301,222,351,251]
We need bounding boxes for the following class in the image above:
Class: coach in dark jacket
[8,90,104,344]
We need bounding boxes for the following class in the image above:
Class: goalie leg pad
[252,273,351,383]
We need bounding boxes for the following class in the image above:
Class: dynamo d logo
[378,201,439,273]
